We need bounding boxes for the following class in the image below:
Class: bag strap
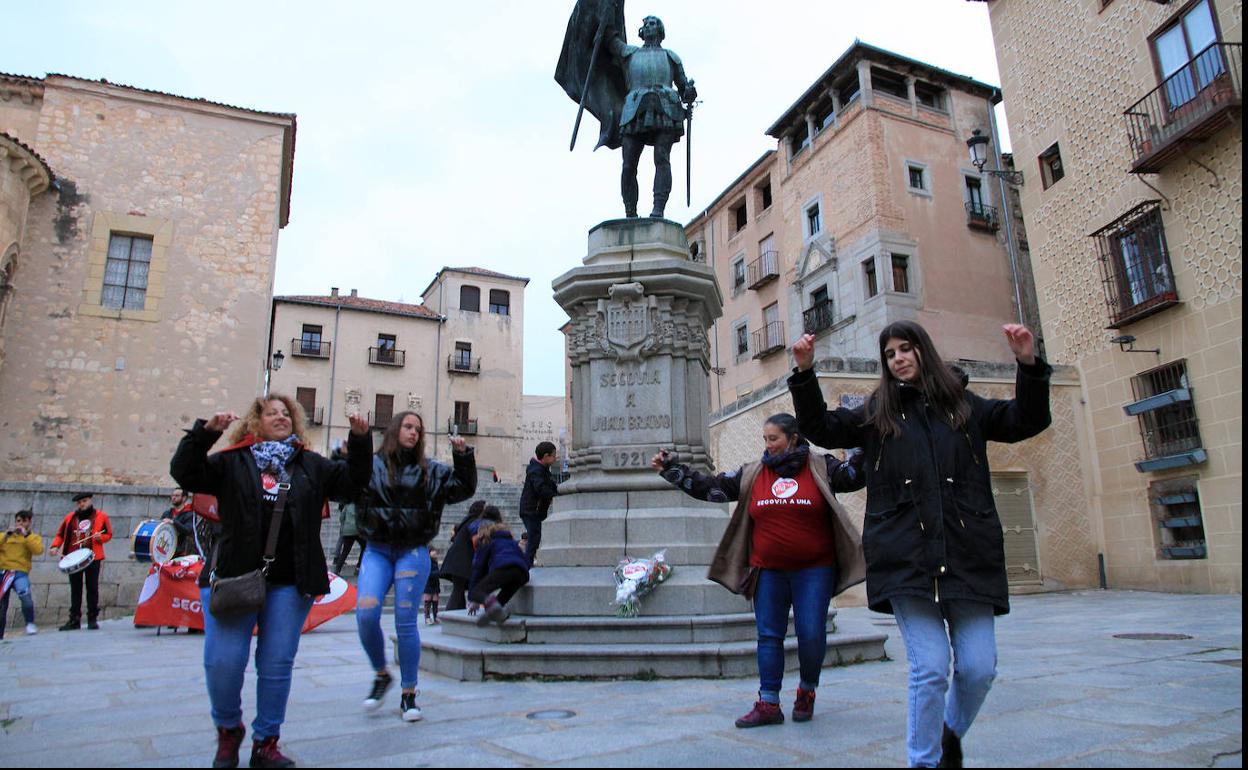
[261,483,290,574]
[208,480,290,579]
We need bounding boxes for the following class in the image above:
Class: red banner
[133,556,355,632]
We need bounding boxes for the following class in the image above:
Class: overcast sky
[6,1,1007,397]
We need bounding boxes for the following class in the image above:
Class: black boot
[59,618,81,631]
[938,723,963,768]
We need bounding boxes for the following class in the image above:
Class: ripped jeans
[356,542,430,690]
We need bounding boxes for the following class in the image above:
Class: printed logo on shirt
[771,478,799,499]
[261,472,280,503]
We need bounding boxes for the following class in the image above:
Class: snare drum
[58,548,95,575]
[132,520,178,565]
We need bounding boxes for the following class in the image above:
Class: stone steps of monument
[437,609,829,645]
[414,610,888,681]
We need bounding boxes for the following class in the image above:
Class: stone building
[684,43,1102,602]
[271,267,531,481]
[980,0,1242,593]
[0,71,295,624]
[687,42,1040,414]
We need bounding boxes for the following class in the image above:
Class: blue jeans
[356,542,430,689]
[200,584,313,739]
[754,565,836,703]
[0,572,36,637]
[891,596,998,768]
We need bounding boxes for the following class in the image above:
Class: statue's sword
[685,100,694,206]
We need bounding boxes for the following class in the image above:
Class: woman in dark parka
[788,322,1052,768]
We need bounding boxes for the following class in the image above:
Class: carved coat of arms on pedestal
[598,282,657,362]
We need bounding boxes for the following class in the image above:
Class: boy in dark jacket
[518,441,559,566]
[467,523,530,627]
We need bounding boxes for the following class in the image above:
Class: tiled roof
[275,294,441,320]
[419,266,530,300]
[0,131,54,182]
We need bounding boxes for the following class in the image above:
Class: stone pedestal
[423,218,886,678]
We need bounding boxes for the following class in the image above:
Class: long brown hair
[229,394,309,445]
[377,410,427,481]
[864,321,970,440]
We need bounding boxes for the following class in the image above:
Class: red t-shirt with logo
[748,462,836,570]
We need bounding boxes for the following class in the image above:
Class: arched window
[460,285,480,312]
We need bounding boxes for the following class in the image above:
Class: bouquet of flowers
[612,549,673,617]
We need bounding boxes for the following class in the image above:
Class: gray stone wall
[2,475,528,629]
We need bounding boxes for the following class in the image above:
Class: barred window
[1092,201,1179,327]
[102,234,152,310]
[1127,359,1205,471]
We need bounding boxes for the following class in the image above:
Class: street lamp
[967,129,1025,186]
[271,349,285,371]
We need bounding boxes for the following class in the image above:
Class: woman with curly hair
[172,395,371,769]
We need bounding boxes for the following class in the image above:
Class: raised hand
[204,413,239,432]
[449,435,468,453]
[650,449,672,471]
[347,412,370,436]
[1002,325,1037,365]
[793,334,816,372]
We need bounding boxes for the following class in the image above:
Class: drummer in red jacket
[49,492,112,631]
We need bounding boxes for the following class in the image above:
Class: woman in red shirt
[652,413,866,728]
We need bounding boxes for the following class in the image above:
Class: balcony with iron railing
[802,300,835,336]
[368,411,393,430]
[307,406,325,426]
[448,418,479,435]
[369,347,405,367]
[1125,42,1241,174]
[747,251,780,290]
[292,338,330,359]
[1092,201,1180,328]
[965,201,1000,232]
[448,354,481,374]
[751,321,785,359]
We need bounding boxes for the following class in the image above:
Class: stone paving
[0,590,1241,768]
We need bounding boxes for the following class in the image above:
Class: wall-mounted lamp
[271,349,285,371]
[1110,334,1160,356]
[710,367,727,376]
[967,129,1025,186]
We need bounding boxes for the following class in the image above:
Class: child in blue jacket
[468,522,530,626]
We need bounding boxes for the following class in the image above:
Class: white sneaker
[362,671,392,712]
[400,692,422,722]
[25,623,37,635]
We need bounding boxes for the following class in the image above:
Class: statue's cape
[555,0,628,150]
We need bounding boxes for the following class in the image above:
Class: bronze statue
[557,2,697,219]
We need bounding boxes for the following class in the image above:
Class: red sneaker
[734,700,784,728]
[213,724,245,769]
[793,687,816,722]
[249,736,295,768]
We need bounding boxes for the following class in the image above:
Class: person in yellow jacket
[0,510,44,637]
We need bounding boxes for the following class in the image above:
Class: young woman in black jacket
[788,322,1051,768]
[355,411,475,722]
[171,395,370,769]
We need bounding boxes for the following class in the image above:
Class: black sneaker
[939,723,963,768]
[362,670,392,712]
[400,691,422,722]
[87,619,100,630]
[59,620,81,631]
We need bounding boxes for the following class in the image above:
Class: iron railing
[802,300,835,335]
[747,250,780,289]
[965,201,1000,231]
[448,354,481,374]
[1124,42,1241,173]
[1091,201,1179,328]
[1132,360,1203,461]
[308,406,324,426]
[448,418,479,435]
[369,347,404,367]
[292,338,330,358]
[751,321,785,358]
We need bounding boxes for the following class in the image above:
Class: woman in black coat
[788,322,1051,768]
[439,500,487,612]
[171,395,370,769]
